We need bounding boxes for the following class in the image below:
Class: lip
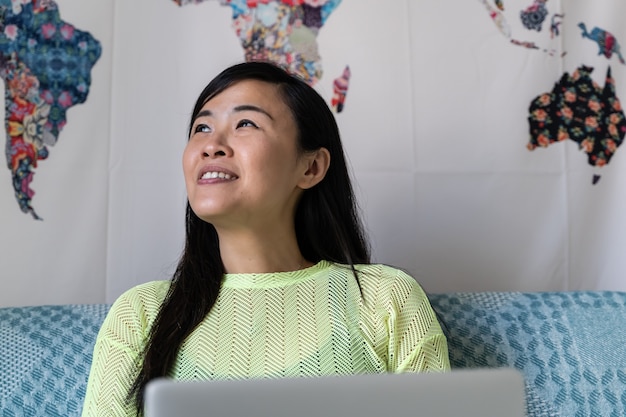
[197,164,239,182]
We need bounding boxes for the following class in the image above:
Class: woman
[82,61,450,417]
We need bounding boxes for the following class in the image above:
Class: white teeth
[201,171,234,180]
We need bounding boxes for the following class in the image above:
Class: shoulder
[105,280,171,327]
[354,263,425,290]
[348,263,430,307]
[116,280,171,304]
[112,280,171,310]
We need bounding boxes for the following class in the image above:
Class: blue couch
[2,291,625,416]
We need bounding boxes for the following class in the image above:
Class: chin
[189,203,220,222]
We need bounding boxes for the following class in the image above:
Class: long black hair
[129,61,370,412]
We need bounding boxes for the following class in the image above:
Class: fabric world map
[4,0,350,220]
[173,0,352,111]
[479,0,626,184]
[174,0,340,84]
[2,0,101,220]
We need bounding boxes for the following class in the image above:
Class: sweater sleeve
[82,282,166,417]
[384,268,450,373]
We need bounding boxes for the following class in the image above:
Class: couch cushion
[4,292,626,417]
[0,304,110,417]
[430,291,626,417]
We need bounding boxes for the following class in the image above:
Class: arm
[82,285,160,417]
[385,270,450,373]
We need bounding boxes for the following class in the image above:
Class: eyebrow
[194,105,274,122]
[234,104,274,120]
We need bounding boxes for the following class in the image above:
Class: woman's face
[183,79,308,231]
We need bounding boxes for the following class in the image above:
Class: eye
[193,123,211,134]
[237,119,258,129]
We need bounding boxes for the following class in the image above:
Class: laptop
[144,367,526,417]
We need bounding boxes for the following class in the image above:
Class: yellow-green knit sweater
[82,261,450,416]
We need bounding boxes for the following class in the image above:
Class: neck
[216,227,311,274]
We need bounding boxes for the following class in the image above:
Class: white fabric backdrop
[1,0,625,306]
[0,0,113,306]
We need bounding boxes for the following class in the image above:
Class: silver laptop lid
[145,368,525,417]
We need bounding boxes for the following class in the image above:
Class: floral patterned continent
[578,22,625,65]
[519,0,548,32]
[331,65,349,113]
[172,0,342,86]
[527,65,626,171]
[1,0,102,219]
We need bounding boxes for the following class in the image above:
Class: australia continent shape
[173,0,342,86]
[2,0,101,220]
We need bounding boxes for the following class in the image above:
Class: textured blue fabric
[2,292,626,417]
[0,305,110,417]
[429,292,626,417]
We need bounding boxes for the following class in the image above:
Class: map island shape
[2,0,101,220]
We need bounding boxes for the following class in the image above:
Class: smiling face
[183,79,310,232]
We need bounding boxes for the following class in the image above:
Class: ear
[298,147,331,190]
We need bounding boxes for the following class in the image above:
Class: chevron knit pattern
[81,261,450,417]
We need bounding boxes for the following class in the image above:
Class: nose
[201,131,232,159]
[203,149,226,158]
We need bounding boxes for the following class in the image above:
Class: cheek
[182,148,197,186]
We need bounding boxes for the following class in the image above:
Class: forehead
[201,79,288,112]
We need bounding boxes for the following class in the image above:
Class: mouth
[198,167,239,181]
[201,171,237,180]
